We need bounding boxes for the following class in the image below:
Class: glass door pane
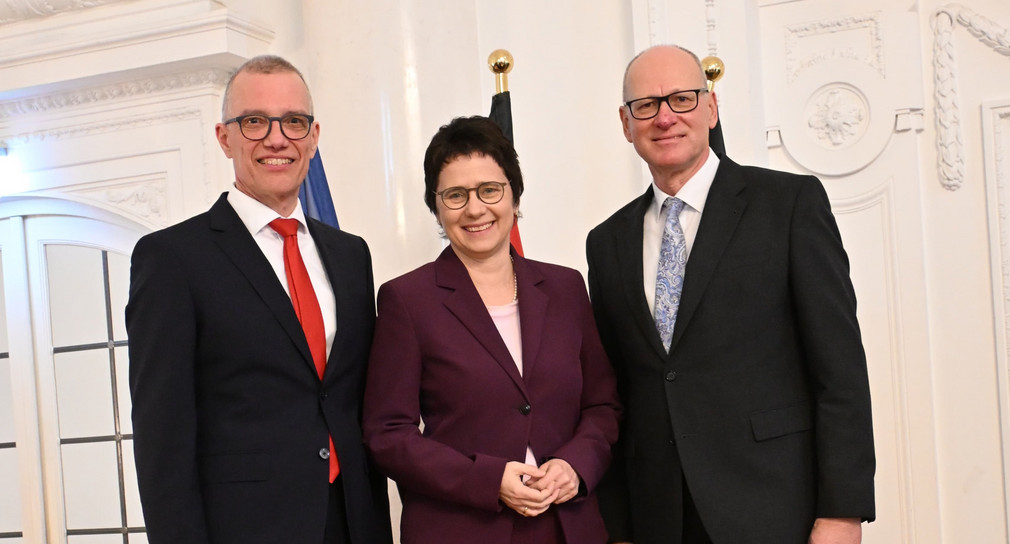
[0,249,24,542]
[24,215,143,543]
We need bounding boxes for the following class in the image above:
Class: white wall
[918,1,1010,541]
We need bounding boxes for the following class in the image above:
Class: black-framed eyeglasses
[223,114,315,141]
[624,89,708,120]
[435,181,509,210]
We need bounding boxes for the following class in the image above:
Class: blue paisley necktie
[655,197,687,352]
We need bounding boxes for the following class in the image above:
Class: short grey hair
[221,55,314,120]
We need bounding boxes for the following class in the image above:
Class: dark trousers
[324,477,351,544]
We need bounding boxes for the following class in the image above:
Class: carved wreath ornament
[933,4,1010,190]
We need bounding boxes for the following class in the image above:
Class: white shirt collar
[227,185,309,236]
[650,148,721,216]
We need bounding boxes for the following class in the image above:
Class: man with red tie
[127,55,392,544]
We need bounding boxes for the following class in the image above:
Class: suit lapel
[669,158,748,352]
[208,194,317,376]
[512,251,547,380]
[435,247,530,399]
[616,187,671,360]
[308,219,350,384]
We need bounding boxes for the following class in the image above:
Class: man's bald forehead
[622,45,707,100]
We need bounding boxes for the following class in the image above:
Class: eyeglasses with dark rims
[624,89,708,120]
[435,181,510,210]
[222,114,315,141]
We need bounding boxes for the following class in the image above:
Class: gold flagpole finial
[488,49,514,94]
[701,56,724,93]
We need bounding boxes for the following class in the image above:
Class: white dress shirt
[227,187,337,358]
[643,150,720,315]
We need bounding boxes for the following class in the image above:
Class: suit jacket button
[319,392,328,401]
[319,448,330,460]
[665,371,677,382]
[519,403,532,415]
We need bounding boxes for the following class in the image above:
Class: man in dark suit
[127,55,392,544]
[586,45,875,544]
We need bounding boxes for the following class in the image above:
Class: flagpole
[487,49,524,256]
[701,55,727,157]
[701,55,724,92]
[488,49,513,93]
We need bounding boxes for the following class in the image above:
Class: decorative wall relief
[807,85,868,148]
[705,0,719,57]
[779,58,892,176]
[3,108,204,145]
[0,0,126,24]
[933,4,1010,191]
[770,12,898,176]
[73,179,169,225]
[784,14,885,84]
[0,68,231,120]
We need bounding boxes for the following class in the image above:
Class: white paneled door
[0,202,146,544]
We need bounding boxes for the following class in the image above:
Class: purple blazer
[363,247,620,544]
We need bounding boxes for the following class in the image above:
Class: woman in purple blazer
[363,117,620,544]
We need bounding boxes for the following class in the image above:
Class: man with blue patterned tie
[586,45,875,544]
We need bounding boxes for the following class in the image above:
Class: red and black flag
[488,84,524,255]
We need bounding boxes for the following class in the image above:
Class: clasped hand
[498,459,580,517]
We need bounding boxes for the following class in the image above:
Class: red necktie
[269,218,339,482]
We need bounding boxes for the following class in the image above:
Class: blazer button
[319,392,328,401]
[519,403,532,415]
[665,371,677,382]
[319,448,330,460]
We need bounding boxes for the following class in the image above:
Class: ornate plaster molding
[0,67,230,120]
[807,85,868,148]
[4,107,204,144]
[784,13,884,84]
[933,4,1010,191]
[705,0,718,57]
[72,179,169,224]
[982,101,1010,523]
[0,0,126,24]
[989,106,1010,267]
[778,56,892,176]
[647,0,666,46]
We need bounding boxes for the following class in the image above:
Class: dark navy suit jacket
[127,193,392,544]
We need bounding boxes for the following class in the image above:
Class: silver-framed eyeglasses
[223,114,315,141]
[624,89,708,120]
[435,181,509,210]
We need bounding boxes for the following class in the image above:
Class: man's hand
[809,517,861,544]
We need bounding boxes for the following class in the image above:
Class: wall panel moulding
[0,0,129,24]
[0,0,274,101]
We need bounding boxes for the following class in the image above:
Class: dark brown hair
[422,116,523,214]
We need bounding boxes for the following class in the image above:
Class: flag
[299,150,340,229]
[700,56,727,158]
[709,117,726,158]
[488,90,524,256]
